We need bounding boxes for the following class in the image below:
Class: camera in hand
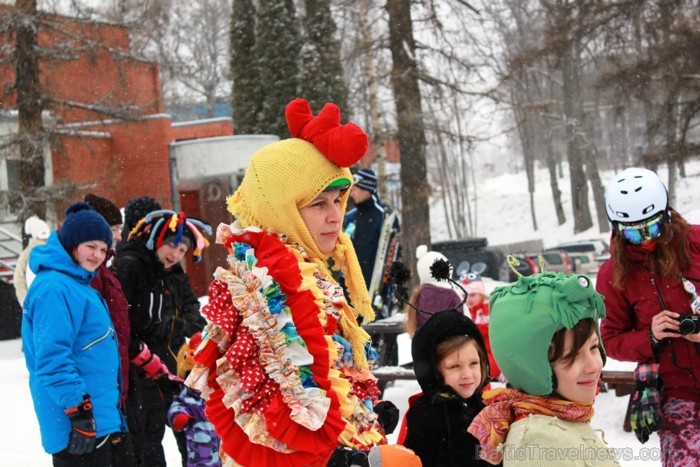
[676,313,700,335]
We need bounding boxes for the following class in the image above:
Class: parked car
[507,253,539,282]
[432,238,505,281]
[526,250,573,275]
[568,252,599,275]
[549,239,611,263]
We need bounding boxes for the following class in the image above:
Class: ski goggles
[617,213,665,244]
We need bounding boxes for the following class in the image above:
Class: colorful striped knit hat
[128,210,212,262]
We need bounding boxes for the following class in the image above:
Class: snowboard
[367,210,400,316]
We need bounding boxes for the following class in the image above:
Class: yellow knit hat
[228,139,351,255]
[227,98,374,321]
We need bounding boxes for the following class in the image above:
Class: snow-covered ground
[7,161,697,465]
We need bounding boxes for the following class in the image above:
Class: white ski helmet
[604,167,668,224]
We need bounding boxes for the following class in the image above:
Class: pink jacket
[596,225,700,402]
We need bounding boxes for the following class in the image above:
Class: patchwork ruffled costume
[184,98,404,467]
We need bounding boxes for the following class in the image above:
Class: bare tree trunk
[545,139,566,225]
[358,0,388,194]
[434,132,456,238]
[662,96,679,206]
[425,95,471,239]
[561,38,592,233]
[584,88,609,233]
[542,76,565,226]
[386,0,430,284]
[512,86,538,231]
[15,0,46,221]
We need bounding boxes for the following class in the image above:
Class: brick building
[0,7,248,295]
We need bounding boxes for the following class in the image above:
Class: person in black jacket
[112,210,211,467]
[344,168,398,288]
[400,310,496,467]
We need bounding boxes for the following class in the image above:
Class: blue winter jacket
[22,232,127,454]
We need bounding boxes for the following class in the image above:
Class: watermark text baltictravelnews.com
[478,444,661,462]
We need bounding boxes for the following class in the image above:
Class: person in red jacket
[84,193,132,403]
[597,167,700,466]
[464,278,500,379]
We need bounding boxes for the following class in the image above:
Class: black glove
[630,362,662,444]
[171,317,187,335]
[156,372,184,401]
[172,317,202,337]
[327,447,370,467]
[374,400,399,435]
[64,395,96,455]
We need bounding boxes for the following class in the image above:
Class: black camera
[676,313,700,335]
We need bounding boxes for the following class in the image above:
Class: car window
[542,253,563,265]
[559,244,594,253]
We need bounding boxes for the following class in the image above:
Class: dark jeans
[126,375,167,467]
[111,432,137,467]
[174,428,188,466]
[53,433,136,467]
[53,435,111,467]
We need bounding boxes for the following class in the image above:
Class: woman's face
[299,190,343,255]
[110,224,123,247]
[157,240,189,270]
[552,330,603,404]
[439,340,482,399]
[72,240,108,272]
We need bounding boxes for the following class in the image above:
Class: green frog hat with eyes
[489,271,607,395]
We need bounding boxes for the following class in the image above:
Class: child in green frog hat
[468,271,620,466]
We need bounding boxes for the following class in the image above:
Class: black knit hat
[84,193,122,226]
[124,196,161,230]
[58,202,113,252]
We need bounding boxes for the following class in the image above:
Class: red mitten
[172,413,194,431]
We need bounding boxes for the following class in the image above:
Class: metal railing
[0,226,22,283]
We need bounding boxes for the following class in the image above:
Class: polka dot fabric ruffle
[187,222,385,467]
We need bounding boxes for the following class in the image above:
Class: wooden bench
[371,364,415,397]
[363,316,406,368]
[600,370,635,432]
[372,365,416,383]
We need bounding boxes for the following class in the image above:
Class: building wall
[0,6,162,121]
[0,7,244,296]
[171,118,235,141]
[54,116,175,212]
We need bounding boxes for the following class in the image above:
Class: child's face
[552,330,603,404]
[157,240,189,270]
[466,293,484,309]
[438,340,482,399]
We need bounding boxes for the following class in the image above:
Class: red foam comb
[189,332,203,351]
[285,97,368,168]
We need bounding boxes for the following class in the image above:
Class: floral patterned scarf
[467,387,594,464]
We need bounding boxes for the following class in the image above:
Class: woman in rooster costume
[186,98,420,467]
